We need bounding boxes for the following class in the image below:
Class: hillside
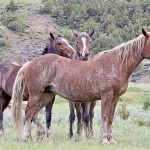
[0,0,150,82]
[0,0,58,64]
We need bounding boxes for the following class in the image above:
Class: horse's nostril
[81,57,88,61]
[85,53,89,57]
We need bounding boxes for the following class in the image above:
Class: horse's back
[0,61,21,96]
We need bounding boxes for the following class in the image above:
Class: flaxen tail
[11,62,29,132]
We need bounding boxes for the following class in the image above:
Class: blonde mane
[93,34,145,65]
[114,34,145,64]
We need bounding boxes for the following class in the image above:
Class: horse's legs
[107,97,119,144]
[100,90,113,144]
[89,102,96,139]
[45,97,55,137]
[0,90,4,137]
[75,103,82,136]
[68,101,75,138]
[82,103,90,139]
[21,94,42,142]
[31,92,55,140]
[32,112,45,140]
[0,90,11,137]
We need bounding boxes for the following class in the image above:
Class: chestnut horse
[45,30,95,138]
[12,29,150,144]
[0,33,75,137]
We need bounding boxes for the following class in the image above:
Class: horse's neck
[93,36,145,79]
[116,38,144,78]
[45,42,60,55]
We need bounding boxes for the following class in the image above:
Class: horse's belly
[51,83,100,102]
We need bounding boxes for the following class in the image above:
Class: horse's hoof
[68,133,73,138]
[46,129,53,138]
[36,130,45,137]
[21,134,32,142]
[75,134,82,142]
[19,137,32,142]
[36,130,45,140]
[101,138,111,145]
[109,138,117,144]
[0,129,4,138]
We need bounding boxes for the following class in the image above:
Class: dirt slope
[0,8,58,64]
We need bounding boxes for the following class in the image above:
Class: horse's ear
[142,28,149,38]
[50,33,55,40]
[72,31,78,37]
[88,29,94,37]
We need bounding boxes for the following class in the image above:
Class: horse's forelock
[77,32,91,41]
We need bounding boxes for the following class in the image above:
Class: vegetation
[118,102,130,120]
[143,99,150,110]
[0,1,26,33]
[41,0,150,53]
[0,37,7,47]
[5,0,18,12]
[0,12,26,33]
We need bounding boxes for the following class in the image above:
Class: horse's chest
[115,81,128,96]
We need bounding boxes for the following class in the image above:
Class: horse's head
[73,29,94,61]
[141,28,150,59]
[47,33,75,58]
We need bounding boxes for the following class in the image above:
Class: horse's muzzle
[80,56,89,61]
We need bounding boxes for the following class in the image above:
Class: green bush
[5,0,18,12]
[0,38,7,47]
[134,117,150,127]
[7,20,25,32]
[143,99,150,110]
[0,12,26,33]
[58,27,74,44]
[41,0,150,53]
[118,102,130,120]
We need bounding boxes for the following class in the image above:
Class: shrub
[118,102,130,120]
[7,20,25,33]
[143,99,150,110]
[0,38,7,47]
[58,27,74,44]
[0,12,26,33]
[5,0,18,12]
[134,117,150,127]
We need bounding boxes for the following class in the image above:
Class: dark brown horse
[0,33,75,137]
[12,29,150,144]
[45,30,95,138]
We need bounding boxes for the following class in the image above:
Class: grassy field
[0,83,150,150]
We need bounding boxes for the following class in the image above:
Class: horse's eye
[58,43,62,45]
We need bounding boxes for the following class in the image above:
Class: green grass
[0,83,150,150]
[121,83,150,104]
[1,114,150,150]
